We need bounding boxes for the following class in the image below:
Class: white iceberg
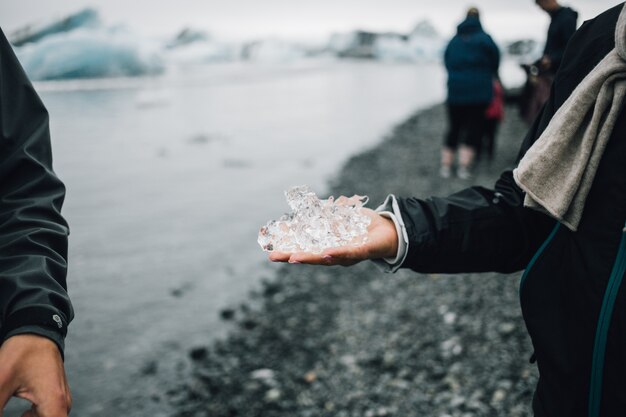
[15,27,164,81]
[328,19,445,62]
[163,40,241,65]
[373,35,414,62]
[242,39,307,62]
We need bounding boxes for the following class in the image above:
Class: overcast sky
[0,1,622,42]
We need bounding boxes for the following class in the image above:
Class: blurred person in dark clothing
[441,7,500,179]
[536,0,578,75]
[0,29,73,417]
[271,3,626,416]
[521,0,578,124]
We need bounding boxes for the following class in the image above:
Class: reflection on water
[7,60,444,416]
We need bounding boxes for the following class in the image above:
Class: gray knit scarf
[513,3,626,231]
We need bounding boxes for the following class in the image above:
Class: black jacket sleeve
[397,78,559,274]
[0,28,73,354]
[396,171,554,274]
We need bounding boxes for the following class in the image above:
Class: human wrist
[3,326,65,359]
[379,215,399,259]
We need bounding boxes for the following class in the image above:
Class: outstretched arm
[0,28,73,416]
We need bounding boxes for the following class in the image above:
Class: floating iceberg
[328,19,445,62]
[242,40,307,62]
[258,186,370,254]
[15,27,164,81]
[165,28,211,49]
[327,32,359,55]
[373,35,415,62]
[11,8,164,81]
[382,20,445,62]
[163,40,241,65]
[10,8,100,47]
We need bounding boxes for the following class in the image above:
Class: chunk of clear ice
[258,185,371,253]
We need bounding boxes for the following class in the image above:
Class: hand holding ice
[258,186,371,253]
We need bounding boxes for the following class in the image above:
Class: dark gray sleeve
[0,28,73,355]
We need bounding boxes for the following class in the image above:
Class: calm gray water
[6,60,445,416]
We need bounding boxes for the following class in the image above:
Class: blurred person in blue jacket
[0,28,73,417]
[441,7,500,179]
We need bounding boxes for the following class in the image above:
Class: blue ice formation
[12,9,163,81]
[15,28,164,80]
[10,8,100,47]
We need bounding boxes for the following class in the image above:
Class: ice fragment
[258,185,370,253]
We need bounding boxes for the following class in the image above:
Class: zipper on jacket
[588,222,626,417]
[520,222,561,292]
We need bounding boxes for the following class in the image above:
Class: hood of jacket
[456,16,483,35]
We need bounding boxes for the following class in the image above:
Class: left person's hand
[0,334,72,417]
[268,208,399,266]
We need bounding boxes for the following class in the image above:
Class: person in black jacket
[535,0,578,75]
[271,3,626,416]
[441,7,500,179]
[0,29,73,417]
[521,0,578,124]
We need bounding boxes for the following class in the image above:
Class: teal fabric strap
[520,222,560,292]
[588,222,626,417]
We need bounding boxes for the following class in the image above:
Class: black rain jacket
[0,28,73,354]
[543,6,578,73]
[396,4,626,416]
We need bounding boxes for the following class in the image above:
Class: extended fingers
[269,250,340,265]
[268,245,369,266]
[268,251,292,262]
[292,246,366,266]
[269,251,335,265]
[285,252,331,265]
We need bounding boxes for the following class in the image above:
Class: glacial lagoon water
[5,60,445,416]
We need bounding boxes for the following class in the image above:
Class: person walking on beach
[271,3,626,416]
[521,0,578,124]
[440,7,499,179]
[0,28,73,417]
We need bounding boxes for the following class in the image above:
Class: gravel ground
[167,103,538,417]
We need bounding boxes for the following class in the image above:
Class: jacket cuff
[1,306,68,358]
[370,194,409,273]
[3,325,65,359]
